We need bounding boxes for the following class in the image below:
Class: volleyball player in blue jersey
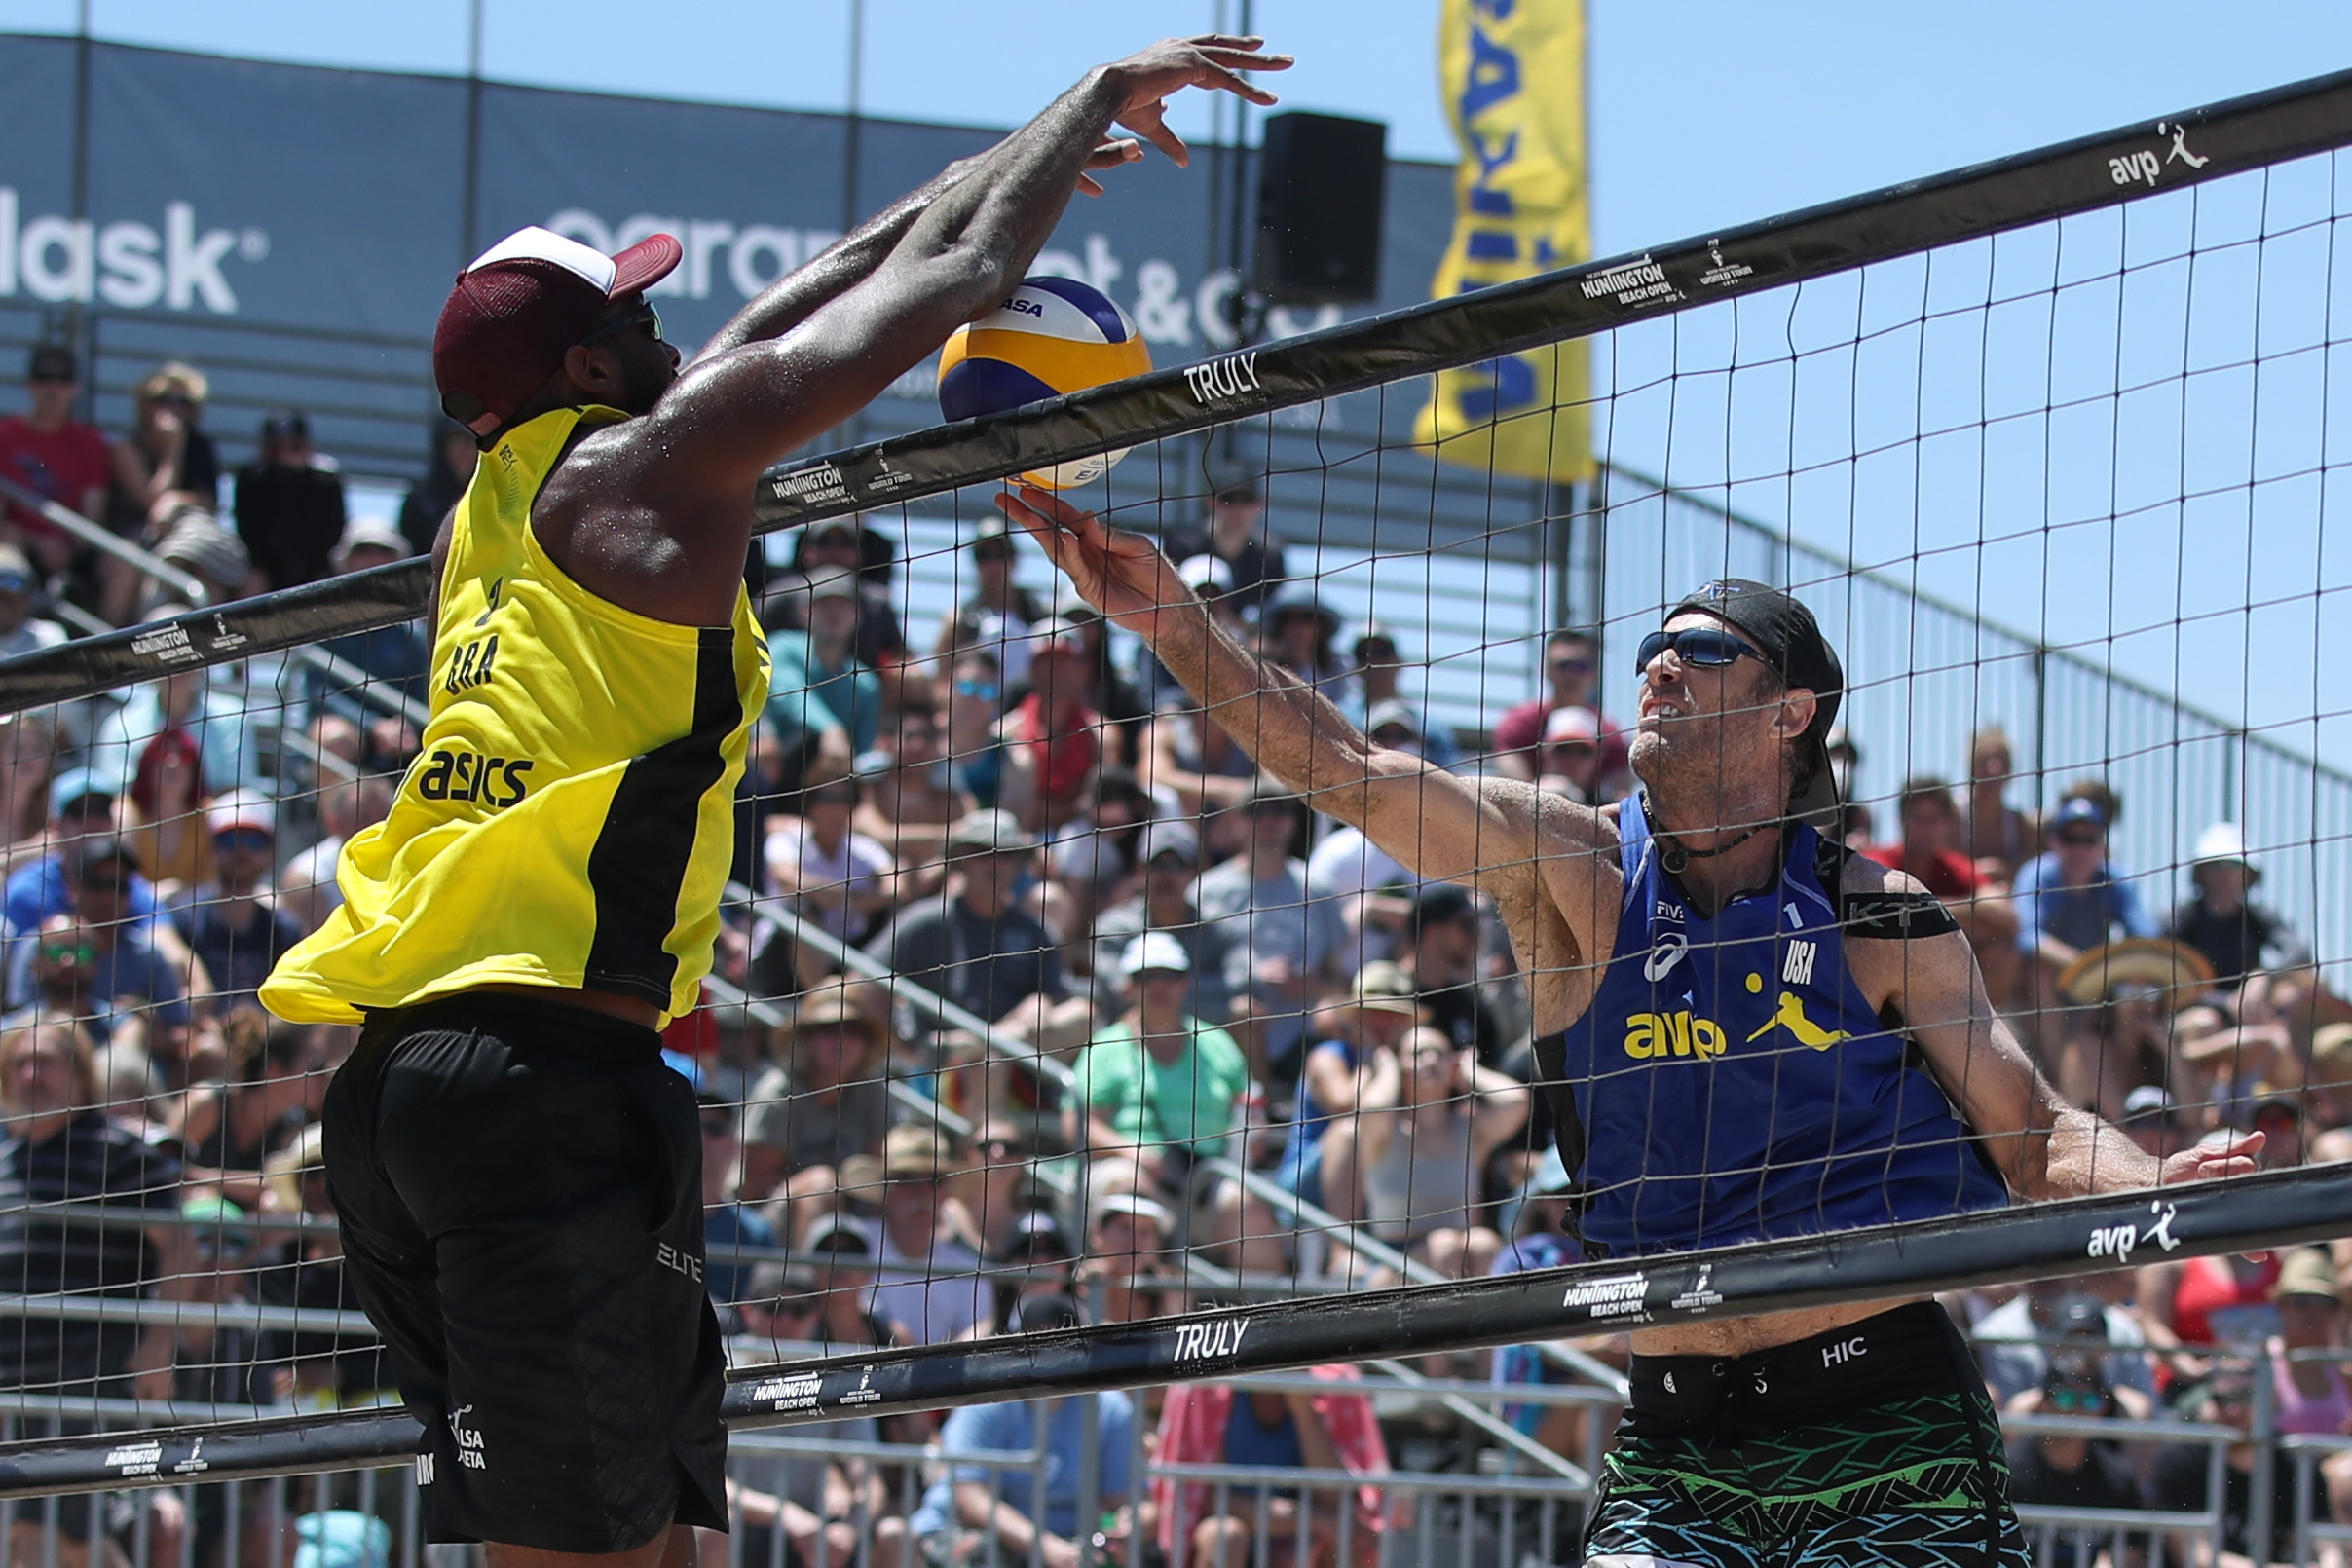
[1011,487,2259,1568]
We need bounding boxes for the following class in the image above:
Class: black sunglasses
[576,301,663,349]
[1636,626,1763,675]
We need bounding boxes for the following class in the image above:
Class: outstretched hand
[1101,35,1291,169]
[2157,1130,2262,1185]
[993,486,1194,638]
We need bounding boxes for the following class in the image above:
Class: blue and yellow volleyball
[938,276,1151,489]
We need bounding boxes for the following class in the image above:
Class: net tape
[4,63,2351,714]
[4,58,2352,1497]
[0,1165,2346,1498]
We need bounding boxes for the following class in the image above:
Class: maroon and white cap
[431,225,682,438]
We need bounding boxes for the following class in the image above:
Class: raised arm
[542,37,1288,625]
[1004,488,1613,934]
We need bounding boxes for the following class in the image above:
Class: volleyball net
[0,62,2346,1508]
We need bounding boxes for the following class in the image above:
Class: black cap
[1667,579,1845,822]
[1211,471,1261,504]
[25,344,75,383]
[1407,882,1476,937]
[261,410,311,444]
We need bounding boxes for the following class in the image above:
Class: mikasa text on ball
[937,276,1151,490]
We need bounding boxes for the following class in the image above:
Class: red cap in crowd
[432,225,681,438]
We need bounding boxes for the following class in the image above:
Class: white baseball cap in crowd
[1121,929,1191,978]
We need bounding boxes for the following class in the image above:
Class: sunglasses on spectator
[2043,1383,2109,1413]
[38,942,93,965]
[0,571,29,593]
[807,790,857,808]
[78,877,129,897]
[214,828,272,852]
[699,1114,734,1139]
[1549,656,1592,674]
[2210,1386,2254,1409]
[576,301,663,349]
[954,679,1001,701]
[770,1298,821,1319]
[2255,1103,2299,1132]
[1635,627,1763,675]
[2057,829,2103,847]
[25,370,71,386]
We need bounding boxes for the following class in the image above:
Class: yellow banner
[1414,0,1593,483]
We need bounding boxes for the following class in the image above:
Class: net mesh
[0,64,2343,1568]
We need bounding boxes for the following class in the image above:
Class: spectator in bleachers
[0,344,108,579]
[1866,776,2022,1006]
[396,420,476,557]
[0,544,63,663]
[1960,726,2037,880]
[1037,764,1153,930]
[2264,1249,2348,1436]
[2013,796,2154,1026]
[1163,471,1287,620]
[13,841,192,1056]
[280,773,392,937]
[1194,785,1344,1083]
[0,1021,192,1401]
[956,1114,1050,1265]
[1973,1278,2156,1407]
[907,1296,1137,1568]
[1069,930,1249,1213]
[2166,822,2314,991]
[1305,811,1418,977]
[7,771,162,948]
[2149,1363,2315,1567]
[1533,704,1610,804]
[933,516,1045,692]
[169,1016,321,1212]
[92,638,269,802]
[308,518,428,734]
[770,516,908,670]
[866,809,1066,1049]
[234,411,346,593]
[2120,1084,2187,1160]
[108,363,219,530]
[1492,629,1628,788]
[697,1094,776,1333]
[0,713,56,871]
[148,506,256,613]
[768,565,882,761]
[1056,596,1147,766]
[123,720,212,897]
[859,1125,989,1344]
[854,702,971,908]
[1090,818,1235,1026]
[999,617,1099,836]
[1398,883,1504,1067]
[764,764,894,945]
[1261,589,1353,705]
[1346,623,1458,770]
[943,649,1008,808]
[1072,1188,1176,1325]
[742,988,892,1216]
[1321,1026,1526,1277]
[1279,962,1421,1213]
[169,791,304,1007]
[986,1210,1077,1336]
[1999,1349,2146,1568]
[1154,1364,1390,1568]
[2138,1248,2280,1383]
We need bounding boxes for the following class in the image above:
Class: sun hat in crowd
[205,789,277,840]
[1137,818,1201,867]
[2192,821,2259,882]
[1094,1190,1173,1231]
[946,808,1030,859]
[2054,937,2215,1009]
[1121,929,1191,979]
[2277,1247,2341,1303]
[1338,960,1420,1017]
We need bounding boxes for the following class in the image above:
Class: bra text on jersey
[444,633,499,694]
[1623,1010,1727,1061]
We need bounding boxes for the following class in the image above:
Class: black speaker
[1252,112,1387,306]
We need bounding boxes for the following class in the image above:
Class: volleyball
[937,275,1151,489]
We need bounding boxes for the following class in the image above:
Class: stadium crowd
[4,341,2352,1564]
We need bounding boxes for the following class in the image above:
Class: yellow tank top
[261,405,769,1027]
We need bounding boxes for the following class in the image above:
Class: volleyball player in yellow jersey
[260,36,1288,1568]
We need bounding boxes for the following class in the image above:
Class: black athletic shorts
[323,992,728,1553]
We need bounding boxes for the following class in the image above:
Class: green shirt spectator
[765,568,881,755]
[1070,931,1251,1174]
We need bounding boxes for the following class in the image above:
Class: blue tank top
[1540,798,2008,1258]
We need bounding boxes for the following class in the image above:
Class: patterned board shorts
[1585,1303,2031,1568]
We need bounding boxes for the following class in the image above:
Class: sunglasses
[0,572,29,594]
[699,1116,734,1139]
[954,680,1001,701]
[25,371,72,386]
[771,1298,822,1318]
[2058,830,2104,847]
[576,301,663,349]
[1549,656,1593,674]
[2043,1384,2108,1414]
[38,943,93,965]
[2255,1103,2300,1131]
[214,828,272,852]
[1635,627,1763,675]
